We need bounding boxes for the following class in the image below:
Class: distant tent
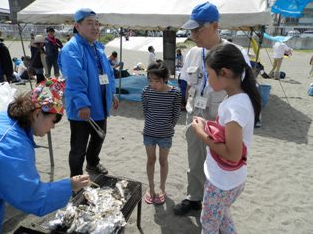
[263,33,292,42]
[271,0,312,18]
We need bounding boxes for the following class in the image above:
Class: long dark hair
[205,43,261,123]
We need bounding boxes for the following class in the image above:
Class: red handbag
[205,120,247,171]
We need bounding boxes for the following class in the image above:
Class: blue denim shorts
[143,135,172,149]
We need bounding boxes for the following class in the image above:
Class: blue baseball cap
[182,2,219,30]
[74,8,96,22]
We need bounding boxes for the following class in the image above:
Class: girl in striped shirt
[142,60,181,205]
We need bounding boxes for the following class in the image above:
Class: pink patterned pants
[201,180,245,234]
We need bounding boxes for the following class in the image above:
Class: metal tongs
[88,118,106,139]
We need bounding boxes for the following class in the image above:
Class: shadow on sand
[255,94,311,144]
[153,196,201,234]
[115,94,311,145]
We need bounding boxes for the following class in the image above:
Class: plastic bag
[0,82,16,111]
[308,83,313,96]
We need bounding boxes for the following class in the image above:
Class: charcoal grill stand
[93,175,142,232]
[14,175,143,234]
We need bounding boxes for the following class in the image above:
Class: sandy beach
[2,40,313,234]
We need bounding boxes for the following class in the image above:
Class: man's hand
[112,95,119,110]
[78,107,90,120]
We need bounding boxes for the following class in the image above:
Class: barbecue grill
[14,174,142,234]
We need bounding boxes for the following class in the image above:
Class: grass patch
[100,34,118,44]
[176,38,196,50]
[177,38,195,50]
[296,49,313,53]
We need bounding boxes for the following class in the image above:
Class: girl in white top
[192,43,261,233]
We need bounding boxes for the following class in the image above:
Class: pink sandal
[144,191,154,204]
[154,192,166,205]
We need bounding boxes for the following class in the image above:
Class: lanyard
[201,48,208,96]
[92,46,103,75]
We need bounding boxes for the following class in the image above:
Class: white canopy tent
[17,0,271,30]
[16,0,271,79]
[17,0,271,72]
[17,0,271,73]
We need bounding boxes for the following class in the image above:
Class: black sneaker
[173,199,202,215]
[254,120,261,128]
[86,163,108,175]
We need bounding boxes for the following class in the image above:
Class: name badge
[194,96,207,110]
[99,74,109,85]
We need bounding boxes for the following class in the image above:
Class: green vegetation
[100,34,118,44]
[297,49,313,53]
[177,38,195,49]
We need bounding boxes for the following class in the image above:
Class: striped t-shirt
[142,86,181,138]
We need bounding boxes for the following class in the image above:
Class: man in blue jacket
[59,8,119,177]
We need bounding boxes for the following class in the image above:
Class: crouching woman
[0,79,90,231]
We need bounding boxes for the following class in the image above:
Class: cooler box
[259,84,271,107]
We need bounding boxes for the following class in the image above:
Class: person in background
[107,51,124,78]
[29,32,37,58]
[59,8,119,177]
[12,57,22,72]
[176,48,187,110]
[30,35,46,84]
[175,49,184,68]
[15,56,33,81]
[45,27,63,78]
[142,61,181,204]
[125,29,131,41]
[0,39,14,83]
[268,41,292,80]
[0,79,90,232]
[192,43,261,233]
[147,46,157,66]
[174,1,251,216]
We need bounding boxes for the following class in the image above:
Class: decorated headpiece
[31,79,65,115]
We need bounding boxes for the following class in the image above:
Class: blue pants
[46,56,60,77]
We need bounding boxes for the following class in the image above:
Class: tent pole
[17,24,26,56]
[118,27,123,101]
[17,23,33,89]
[247,28,253,55]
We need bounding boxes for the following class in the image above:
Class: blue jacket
[0,112,72,231]
[58,34,116,121]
